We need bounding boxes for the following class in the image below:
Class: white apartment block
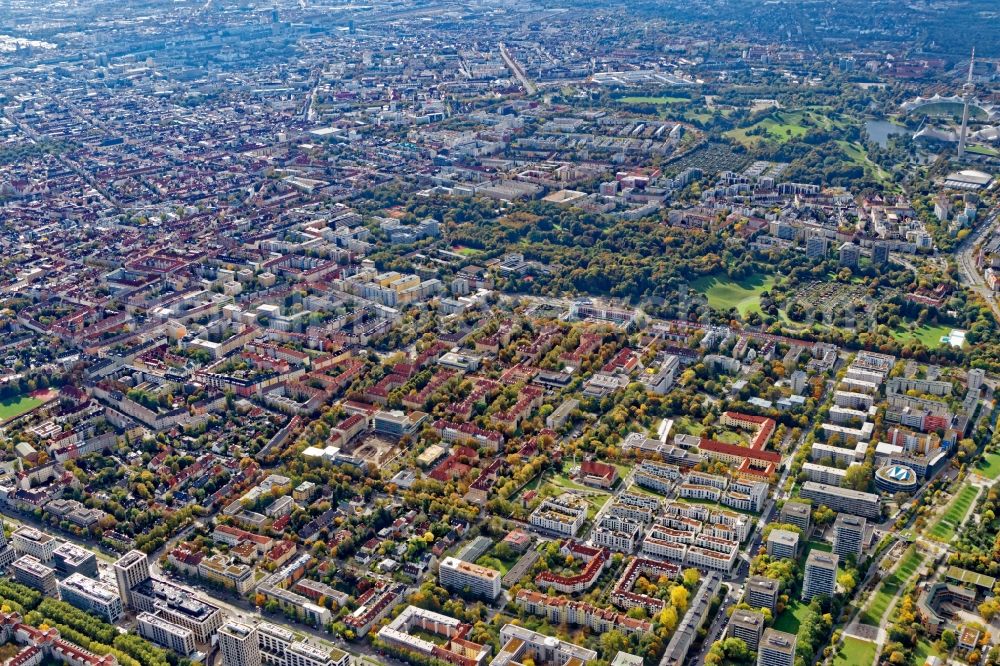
[635,460,682,493]
[802,551,838,601]
[592,515,641,553]
[529,496,587,537]
[439,556,501,600]
[810,442,864,466]
[833,390,874,410]
[678,483,721,502]
[257,623,348,666]
[802,462,860,486]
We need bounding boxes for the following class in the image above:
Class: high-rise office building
[57,573,124,623]
[114,549,151,608]
[11,527,59,564]
[220,622,262,666]
[12,555,57,596]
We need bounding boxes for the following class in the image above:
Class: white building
[220,622,261,666]
[137,612,197,657]
[438,556,501,600]
[57,573,124,623]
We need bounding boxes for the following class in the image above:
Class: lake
[865,119,911,148]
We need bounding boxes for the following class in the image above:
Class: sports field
[0,393,46,423]
[691,272,776,316]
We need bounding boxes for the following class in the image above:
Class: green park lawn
[860,547,924,625]
[834,637,877,666]
[546,475,611,519]
[915,638,941,664]
[804,540,832,557]
[714,431,748,445]
[928,484,979,541]
[724,110,844,147]
[0,393,45,423]
[967,145,1000,157]
[674,416,705,436]
[976,452,1000,480]
[837,140,894,185]
[616,95,688,105]
[891,322,954,348]
[691,272,776,316]
[773,600,811,635]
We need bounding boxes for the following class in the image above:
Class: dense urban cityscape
[0,2,999,666]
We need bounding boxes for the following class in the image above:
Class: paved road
[955,211,1000,322]
[499,42,536,95]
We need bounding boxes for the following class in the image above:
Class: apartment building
[198,555,255,594]
[778,502,811,533]
[832,514,866,559]
[376,605,491,666]
[491,624,597,666]
[758,629,796,666]
[515,590,651,637]
[802,461,854,486]
[745,576,781,612]
[592,515,641,553]
[634,460,682,494]
[534,542,608,594]
[344,582,405,636]
[439,557,501,601]
[799,482,881,520]
[802,551,839,602]
[727,609,765,651]
[528,495,587,537]
[766,530,799,560]
[57,574,124,623]
[685,544,738,573]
